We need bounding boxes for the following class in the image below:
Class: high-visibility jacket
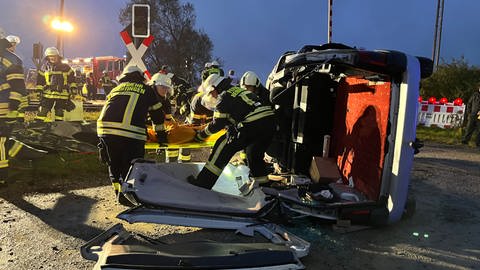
[99,75,114,88]
[197,86,274,139]
[36,62,76,100]
[0,49,27,120]
[97,81,167,141]
[201,67,225,81]
[189,92,213,125]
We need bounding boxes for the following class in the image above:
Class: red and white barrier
[417,101,465,128]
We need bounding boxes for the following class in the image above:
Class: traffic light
[132,4,150,38]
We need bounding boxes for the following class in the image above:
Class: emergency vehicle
[62,56,126,88]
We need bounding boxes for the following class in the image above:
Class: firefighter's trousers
[194,117,275,189]
[37,98,68,120]
[98,135,145,186]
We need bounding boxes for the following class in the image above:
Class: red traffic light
[439,97,448,104]
[453,98,463,106]
[428,97,437,104]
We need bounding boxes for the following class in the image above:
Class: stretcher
[145,124,225,150]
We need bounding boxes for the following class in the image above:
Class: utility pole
[57,0,65,55]
[327,0,333,43]
[432,0,445,70]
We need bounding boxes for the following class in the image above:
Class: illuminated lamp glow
[428,97,437,104]
[51,18,74,32]
[84,58,92,63]
[453,98,463,106]
[439,97,448,104]
[72,59,80,63]
[418,96,422,102]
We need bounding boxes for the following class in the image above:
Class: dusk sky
[2,0,480,81]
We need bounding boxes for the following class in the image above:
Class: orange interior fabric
[332,77,391,200]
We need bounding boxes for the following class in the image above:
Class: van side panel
[332,78,391,200]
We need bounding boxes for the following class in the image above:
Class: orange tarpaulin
[147,124,225,145]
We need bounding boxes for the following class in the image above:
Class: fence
[417,101,465,129]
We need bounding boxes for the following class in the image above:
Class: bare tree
[119,0,213,84]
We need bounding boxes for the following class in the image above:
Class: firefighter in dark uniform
[189,74,275,189]
[240,71,272,107]
[462,83,480,147]
[97,66,170,204]
[0,27,27,187]
[178,91,215,162]
[99,70,115,97]
[35,47,77,121]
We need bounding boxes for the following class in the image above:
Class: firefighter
[85,72,96,100]
[189,74,275,189]
[35,47,77,122]
[177,90,215,163]
[150,73,177,163]
[97,65,171,205]
[201,60,224,82]
[99,70,115,97]
[462,83,480,147]
[5,35,20,53]
[240,71,272,107]
[0,27,27,187]
[228,69,239,86]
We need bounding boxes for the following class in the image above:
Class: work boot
[117,192,135,207]
[112,182,134,207]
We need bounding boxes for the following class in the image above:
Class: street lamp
[50,17,74,56]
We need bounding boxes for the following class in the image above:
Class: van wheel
[402,196,416,219]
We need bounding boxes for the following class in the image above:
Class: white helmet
[6,35,20,45]
[0,27,5,39]
[211,60,220,67]
[117,65,143,81]
[151,73,172,87]
[240,71,261,88]
[44,47,60,57]
[204,62,212,68]
[200,73,225,94]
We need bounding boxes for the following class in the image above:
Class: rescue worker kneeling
[97,66,171,205]
[189,74,275,189]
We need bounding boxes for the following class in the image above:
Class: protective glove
[156,130,168,144]
[194,130,206,142]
